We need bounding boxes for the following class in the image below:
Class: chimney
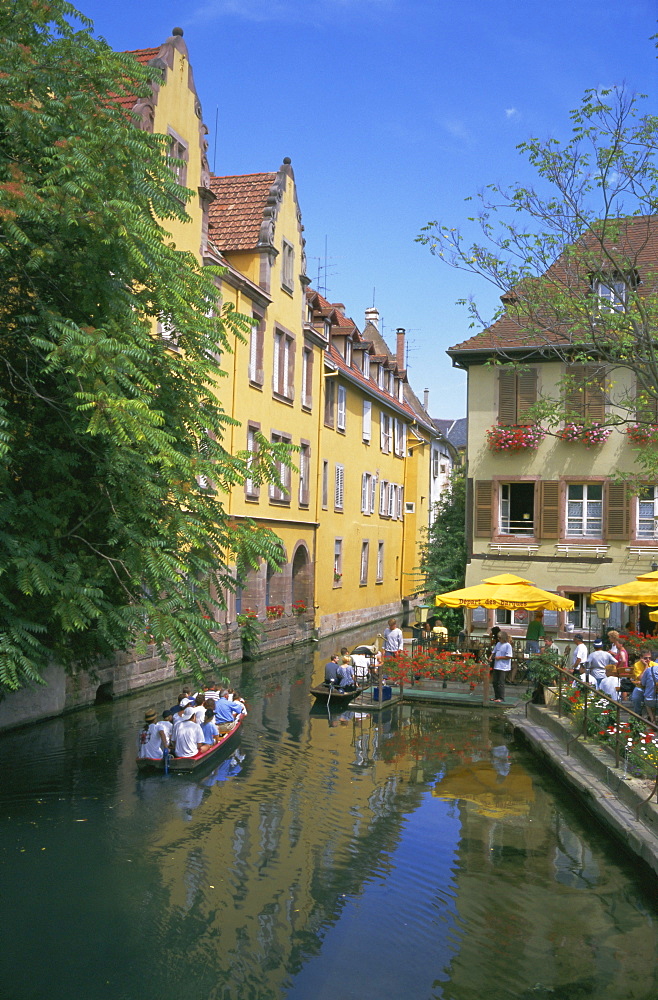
[365,307,379,330]
[423,388,429,410]
[396,327,405,370]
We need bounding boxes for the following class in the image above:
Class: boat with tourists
[137,714,245,772]
[310,683,364,705]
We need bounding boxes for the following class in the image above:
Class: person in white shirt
[174,707,209,757]
[137,709,170,759]
[383,618,404,658]
[599,664,621,701]
[571,635,588,676]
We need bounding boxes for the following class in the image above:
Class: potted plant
[559,422,612,447]
[236,608,261,659]
[526,651,560,704]
[486,424,545,452]
[291,599,307,615]
[266,604,284,620]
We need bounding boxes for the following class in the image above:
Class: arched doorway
[291,543,311,609]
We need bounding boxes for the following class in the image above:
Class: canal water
[1,629,657,1000]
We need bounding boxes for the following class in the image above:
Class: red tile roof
[208,173,277,252]
[449,215,658,355]
[109,47,162,111]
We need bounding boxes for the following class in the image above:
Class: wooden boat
[310,683,363,705]
[136,714,244,772]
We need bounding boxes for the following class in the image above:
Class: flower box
[558,423,612,447]
[626,424,658,445]
[487,424,545,452]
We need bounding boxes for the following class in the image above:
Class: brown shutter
[584,365,605,423]
[474,480,493,537]
[517,369,538,423]
[498,369,517,425]
[538,480,560,538]
[288,336,296,401]
[564,365,586,419]
[606,482,630,540]
[635,380,658,423]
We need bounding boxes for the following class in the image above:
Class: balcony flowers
[266,604,284,620]
[558,422,612,447]
[626,424,658,445]
[291,599,307,615]
[486,424,545,452]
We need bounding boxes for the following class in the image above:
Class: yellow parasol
[434,573,574,611]
[591,570,658,606]
[432,761,535,819]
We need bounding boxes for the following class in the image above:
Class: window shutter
[498,370,518,425]
[517,370,538,422]
[606,482,629,540]
[370,477,376,514]
[379,481,387,515]
[249,329,258,382]
[564,364,586,419]
[272,333,281,394]
[337,385,346,430]
[538,481,560,539]
[287,337,295,400]
[361,473,368,513]
[584,365,605,423]
[363,400,372,442]
[474,481,493,537]
[334,464,344,509]
[636,380,658,424]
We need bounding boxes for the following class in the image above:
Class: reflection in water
[0,628,656,1000]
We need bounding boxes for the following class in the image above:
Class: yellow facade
[126,31,436,645]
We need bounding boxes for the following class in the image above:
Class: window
[564,365,605,423]
[273,329,295,400]
[157,315,179,348]
[388,483,396,519]
[249,314,265,385]
[495,608,529,627]
[379,480,389,516]
[269,431,291,503]
[498,368,538,425]
[388,372,395,395]
[298,442,310,507]
[396,485,403,519]
[380,412,392,453]
[566,593,589,630]
[322,460,329,508]
[397,379,404,402]
[363,353,370,379]
[337,385,346,431]
[500,483,535,535]
[361,473,376,514]
[360,541,369,585]
[245,424,260,499]
[281,240,294,293]
[376,541,384,583]
[638,486,658,539]
[566,483,603,537]
[167,129,188,188]
[594,276,627,313]
[333,538,342,586]
[301,347,313,409]
[334,463,344,510]
[324,378,335,427]
[393,419,406,457]
[344,339,352,367]
[362,400,372,442]
[378,365,385,389]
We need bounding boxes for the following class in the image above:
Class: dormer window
[345,339,352,367]
[324,320,331,341]
[388,372,395,394]
[378,365,385,389]
[397,379,404,402]
[363,353,370,379]
[593,276,627,313]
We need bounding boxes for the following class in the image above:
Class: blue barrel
[373,685,392,702]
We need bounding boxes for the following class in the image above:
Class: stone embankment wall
[510,702,658,879]
[0,612,318,732]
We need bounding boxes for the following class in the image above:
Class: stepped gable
[208,172,277,252]
[449,214,658,355]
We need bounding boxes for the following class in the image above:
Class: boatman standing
[383,618,404,659]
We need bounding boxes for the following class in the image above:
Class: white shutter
[388,484,395,518]
[361,473,368,513]
[397,486,403,519]
[337,385,346,431]
[380,480,387,515]
[363,400,372,442]
[335,464,344,509]
[401,422,407,455]
[249,329,258,382]
[380,411,386,450]
[282,337,290,396]
[370,476,376,514]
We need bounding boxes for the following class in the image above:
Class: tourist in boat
[201,708,221,745]
[213,690,244,733]
[173,706,210,757]
[137,709,170,759]
[324,654,340,685]
[192,695,206,725]
[231,693,247,715]
[337,655,356,691]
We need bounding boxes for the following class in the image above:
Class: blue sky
[78,0,656,417]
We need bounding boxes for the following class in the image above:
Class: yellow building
[123,30,437,649]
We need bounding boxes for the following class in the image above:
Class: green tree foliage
[418,86,658,474]
[421,468,466,633]
[0,1,289,692]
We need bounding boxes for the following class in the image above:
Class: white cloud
[443,119,473,144]
[505,107,519,119]
[191,0,394,25]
